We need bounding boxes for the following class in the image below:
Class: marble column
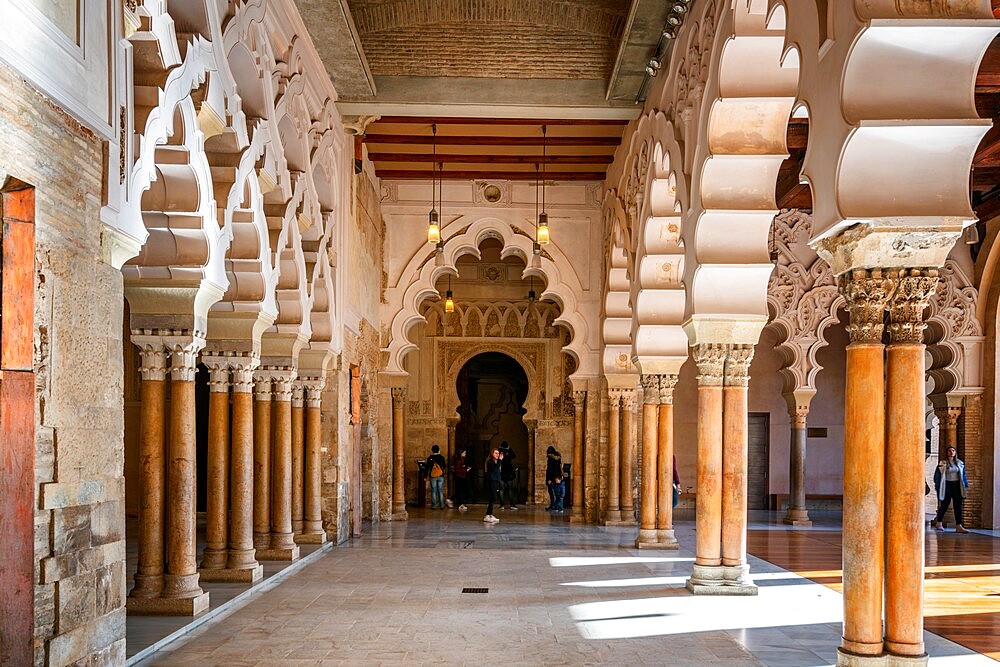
[656,376,679,549]
[636,374,659,547]
[604,389,622,524]
[525,420,537,503]
[253,375,272,549]
[299,379,327,543]
[783,392,814,527]
[200,362,230,572]
[160,338,209,614]
[128,341,167,604]
[291,381,305,535]
[391,387,408,520]
[837,268,894,663]
[687,344,727,592]
[570,390,587,522]
[721,346,756,592]
[225,359,262,581]
[884,269,937,662]
[620,391,637,523]
[259,371,299,561]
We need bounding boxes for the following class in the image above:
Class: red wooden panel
[1,187,35,371]
[0,371,36,665]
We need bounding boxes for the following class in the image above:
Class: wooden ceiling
[362,116,628,181]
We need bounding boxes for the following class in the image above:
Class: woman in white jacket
[933,446,970,533]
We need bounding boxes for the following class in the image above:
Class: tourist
[452,448,471,511]
[498,441,518,509]
[545,445,562,510]
[934,446,970,532]
[425,444,447,510]
[483,448,502,523]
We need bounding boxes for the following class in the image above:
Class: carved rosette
[837,268,896,344]
[640,374,660,405]
[724,345,754,387]
[888,268,939,345]
[658,374,679,404]
[693,343,727,387]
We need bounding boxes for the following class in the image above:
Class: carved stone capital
[573,390,587,411]
[693,343,727,387]
[300,377,325,408]
[391,387,407,404]
[658,374,679,404]
[724,345,754,387]
[269,369,295,402]
[837,268,896,344]
[205,363,230,393]
[888,268,938,345]
[133,339,168,382]
[789,405,809,429]
[230,356,259,394]
[640,374,660,404]
[621,389,637,411]
[607,388,624,409]
[291,382,305,407]
[164,335,204,382]
[935,406,962,431]
[253,374,272,401]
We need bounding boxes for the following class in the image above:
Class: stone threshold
[126,541,333,666]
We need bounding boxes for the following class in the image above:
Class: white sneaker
[445,499,454,508]
[458,505,468,512]
[490,515,500,523]
[483,515,492,522]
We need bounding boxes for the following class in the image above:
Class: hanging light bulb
[527,275,536,302]
[444,275,455,313]
[537,125,550,245]
[427,124,440,244]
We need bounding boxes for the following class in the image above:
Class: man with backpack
[426,444,447,509]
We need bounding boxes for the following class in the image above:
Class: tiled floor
[132,507,996,666]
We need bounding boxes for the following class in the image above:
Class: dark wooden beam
[374,116,630,126]
[976,34,1000,86]
[787,122,809,150]
[972,165,1000,187]
[976,122,1000,164]
[375,169,606,181]
[368,152,614,165]
[364,134,623,147]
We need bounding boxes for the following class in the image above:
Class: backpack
[430,460,444,478]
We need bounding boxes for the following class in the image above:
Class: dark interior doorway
[748,412,770,510]
[455,352,529,503]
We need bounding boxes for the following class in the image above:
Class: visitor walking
[545,445,562,510]
[452,448,471,511]
[426,444,447,509]
[483,448,502,523]
[934,446,970,533]
[498,441,518,509]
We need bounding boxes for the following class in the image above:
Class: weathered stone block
[94,560,124,617]
[46,609,125,667]
[89,500,123,546]
[52,505,91,554]
[56,572,96,634]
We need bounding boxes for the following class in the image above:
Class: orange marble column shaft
[161,343,206,602]
[656,376,678,549]
[885,269,937,659]
[605,390,622,522]
[269,374,297,552]
[636,375,659,545]
[721,346,753,581]
[784,402,812,526]
[291,382,305,534]
[936,407,960,455]
[201,364,230,571]
[391,387,408,518]
[570,390,586,521]
[227,362,260,573]
[130,343,167,599]
[620,392,636,519]
[301,381,326,541]
[838,268,893,659]
[253,376,272,549]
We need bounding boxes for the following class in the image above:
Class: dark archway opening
[456,352,529,503]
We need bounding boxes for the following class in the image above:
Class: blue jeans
[554,481,565,511]
[547,483,557,509]
[429,476,444,508]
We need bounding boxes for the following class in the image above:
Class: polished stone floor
[133,507,996,666]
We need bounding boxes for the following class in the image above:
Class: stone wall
[960,394,984,528]
[0,61,125,665]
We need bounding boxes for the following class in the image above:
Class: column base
[390,510,409,521]
[886,654,928,667]
[129,574,163,599]
[253,533,271,550]
[687,564,758,595]
[605,518,637,527]
[126,591,210,616]
[295,530,327,544]
[837,649,888,667]
[199,548,229,571]
[569,509,586,523]
[269,531,297,550]
[292,520,304,533]
[783,508,812,527]
[198,564,264,584]
[603,509,622,523]
[255,546,300,561]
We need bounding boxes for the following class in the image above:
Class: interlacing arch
[383,218,592,376]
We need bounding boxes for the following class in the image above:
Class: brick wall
[0,61,125,665]
[959,393,984,529]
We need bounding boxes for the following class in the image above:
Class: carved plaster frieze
[888,268,939,345]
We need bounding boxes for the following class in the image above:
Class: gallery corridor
[131,510,998,666]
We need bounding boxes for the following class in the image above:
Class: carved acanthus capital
[391,387,407,404]
[229,356,259,394]
[607,388,624,410]
[573,390,587,411]
[300,377,325,408]
[724,345,754,387]
[163,335,205,382]
[658,374,679,404]
[253,373,272,401]
[621,389,637,411]
[789,405,809,428]
[640,374,660,404]
[205,362,230,393]
[269,368,295,402]
[133,337,168,382]
[935,406,962,431]
[693,343,727,386]
[837,268,896,344]
[888,268,938,345]
[291,381,305,407]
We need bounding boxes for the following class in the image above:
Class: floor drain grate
[462,587,489,594]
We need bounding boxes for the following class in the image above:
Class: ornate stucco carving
[693,344,726,387]
[838,268,896,344]
[888,268,939,345]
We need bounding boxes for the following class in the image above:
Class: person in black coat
[545,445,562,511]
[498,441,518,509]
[483,448,503,523]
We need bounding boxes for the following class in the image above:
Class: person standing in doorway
[934,446,970,532]
[498,441,518,510]
[483,448,502,523]
[452,448,471,511]
[426,444,447,509]
[545,445,562,511]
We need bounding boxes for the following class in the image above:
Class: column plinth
[569,390,586,522]
[391,387,408,520]
[299,380,327,542]
[603,390,622,524]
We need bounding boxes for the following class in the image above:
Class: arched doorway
[456,352,530,503]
